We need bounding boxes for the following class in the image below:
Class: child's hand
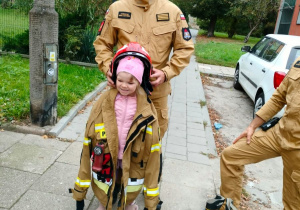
[150,68,166,87]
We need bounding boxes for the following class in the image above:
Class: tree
[189,0,230,37]
[229,0,280,42]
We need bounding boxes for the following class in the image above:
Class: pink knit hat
[116,56,144,84]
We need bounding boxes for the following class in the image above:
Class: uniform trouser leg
[281,148,300,210]
[151,96,169,139]
[220,129,281,209]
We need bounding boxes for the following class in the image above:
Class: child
[70,42,162,210]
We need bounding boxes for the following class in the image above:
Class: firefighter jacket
[256,57,300,150]
[71,87,162,210]
[93,0,195,99]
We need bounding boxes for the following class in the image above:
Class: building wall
[289,0,300,35]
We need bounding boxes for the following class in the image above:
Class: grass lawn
[0,54,105,124]
[195,30,261,68]
[0,8,29,48]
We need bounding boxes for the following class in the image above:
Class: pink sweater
[114,93,137,159]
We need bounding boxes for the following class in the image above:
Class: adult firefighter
[93,0,194,139]
[220,57,300,210]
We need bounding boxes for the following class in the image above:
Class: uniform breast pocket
[152,23,176,52]
[111,19,135,43]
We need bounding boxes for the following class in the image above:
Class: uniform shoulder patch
[118,11,131,19]
[156,13,169,21]
[97,20,105,36]
[182,28,191,41]
[294,60,300,68]
[180,14,185,20]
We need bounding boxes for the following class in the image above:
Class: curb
[1,81,107,137]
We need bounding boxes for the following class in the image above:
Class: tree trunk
[227,18,237,38]
[207,15,217,37]
[244,20,262,43]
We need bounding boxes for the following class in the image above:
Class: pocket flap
[291,170,300,183]
[288,69,300,80]
[111,20,135,33]
[152,23,176,35]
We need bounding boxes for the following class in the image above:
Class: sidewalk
[0,29,233,209]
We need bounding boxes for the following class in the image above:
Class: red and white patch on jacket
[180,14,185,20]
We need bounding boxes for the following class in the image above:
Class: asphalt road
[202,74,283,210]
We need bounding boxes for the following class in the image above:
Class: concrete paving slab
[187,135,207,146]
[187,122,204,130]
[164,152,187,161]
[187,128,206,138]
[187,115,203,124]
[167,135,187,146]
[20,134,70,151]
[165,144,187,155]
[169,116,187,125]
[57,141,82,166]
[0,143,62,174]
[188,152,210,165]
[10,190,90,210]
[58,126,80,140]
[167,129,186,139]
[0,167,40,208]
[0,131,25,153]
[30,162,94,200]
[168,122,187,131]
[187,143,210,153]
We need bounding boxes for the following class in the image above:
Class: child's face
[116,72,139,96]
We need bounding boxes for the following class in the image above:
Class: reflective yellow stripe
[95,123,104,132]
[94,179,109,194]
[146,187,159,197]
[75,177,91,188]
[83,137,91,146]
[151,142,161,153]
[146,125,152,134]
[127,185,143,193]
[95,123,106,138]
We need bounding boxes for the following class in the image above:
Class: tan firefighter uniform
[220,57,300,210]
[93,0,194,138]
[71,87,161,210]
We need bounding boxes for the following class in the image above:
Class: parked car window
[261,40,284,62]
[286,48,300,69]
[251,37,270,57]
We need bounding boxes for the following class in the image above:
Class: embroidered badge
[156,13,169,21]
[105,9,109,15]
[180,14,185,20]
[294,60,300,68]
[97,20,105,36]
[118,11,131,19]
[182,28,191,41]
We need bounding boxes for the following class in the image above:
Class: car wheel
[253,92,265,118]
[233,65,242,90]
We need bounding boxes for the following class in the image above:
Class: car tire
[233,65,243,90]
[253,92,265,118]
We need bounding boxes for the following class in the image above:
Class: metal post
[29,0,59,126]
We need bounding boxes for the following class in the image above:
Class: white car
[234,34,300,118]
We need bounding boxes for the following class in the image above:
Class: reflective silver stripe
[95,123,104,132]
[92,172,112,186]
[146,126,152,134]
[83,137,91,146]
[128,178,144,186]
[146,187,159,196]
[75,177,91,187]
[151,143,161,153]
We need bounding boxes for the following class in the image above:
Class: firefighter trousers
[220,127,300,210]
[151,95,169,139]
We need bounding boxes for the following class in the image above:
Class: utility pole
[29,0,59,126]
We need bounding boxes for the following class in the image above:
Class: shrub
[2,29,29,54]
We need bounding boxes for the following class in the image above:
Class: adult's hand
[106,70,115,87]
[150,68,166,87]
[233,115,265,144]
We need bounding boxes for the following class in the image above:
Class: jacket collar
[133,0,155,10]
